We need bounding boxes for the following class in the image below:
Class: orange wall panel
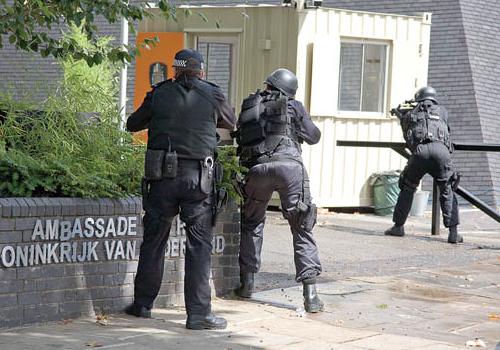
[133,32,184,143]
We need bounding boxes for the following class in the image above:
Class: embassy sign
[0,216,139,268]
[0,216,227,268]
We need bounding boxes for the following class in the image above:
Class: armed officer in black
[125,49,236,330]
[385,86,462,244]
[233,69,324,313]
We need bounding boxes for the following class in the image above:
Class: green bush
[217,145,246,202]
[0,26,144,198]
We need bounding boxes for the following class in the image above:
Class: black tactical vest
[147,79,217,159]
[401,103,450,151]
[237,90,300,161]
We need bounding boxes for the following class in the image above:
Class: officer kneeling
[124,49,236,329]
[233,68,324,313]
[385,86,462,244]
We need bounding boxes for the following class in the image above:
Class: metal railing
[336,140,500,235]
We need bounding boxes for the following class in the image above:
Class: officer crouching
[124,49,236,329]
[233,68,324,313]
[385,86,462,244]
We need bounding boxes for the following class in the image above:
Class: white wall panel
[302,117,406,207]
[297,8,430,207]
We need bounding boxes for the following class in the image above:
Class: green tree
[0,0,182,66]
[0,25,145,198]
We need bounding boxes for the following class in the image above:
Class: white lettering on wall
[60,221,72,241]
[31,220,44,240]
[117,217,127,236]
[0,215,226,268]
[72,219,83,239]
[95,218,105,238]
[128,217,137,235]
[1,246,15,267]
[47,219,59,240]
[84,218,95,238]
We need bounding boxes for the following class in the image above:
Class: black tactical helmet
[264,68,298,97]
[415,86,437,103]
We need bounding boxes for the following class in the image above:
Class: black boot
[384,225,405,237]
[124,303,151,318]
[186,313,227,330]
[235,272,254,298]
[303,280,324,313]
[447,225,463,244]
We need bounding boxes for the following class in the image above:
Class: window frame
[336,38,391,119]
[195,35,239,107]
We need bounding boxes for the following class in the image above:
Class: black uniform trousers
[239,160,322,282]
[134,160,214,316]
[393,142,459,228]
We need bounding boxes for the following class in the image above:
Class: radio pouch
[164,151,178,179]
[144,149,165,181]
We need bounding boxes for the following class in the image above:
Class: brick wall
[0,197,240,328]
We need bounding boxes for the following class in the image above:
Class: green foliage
[0,26,144,198]
[0,1,212,66]
[217,145,247,202]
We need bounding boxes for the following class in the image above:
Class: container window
[338,42,387,113]
[197,41,233,101]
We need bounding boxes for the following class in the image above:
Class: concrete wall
[0,197,240,328]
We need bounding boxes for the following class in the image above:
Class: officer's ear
[199,70,205,79]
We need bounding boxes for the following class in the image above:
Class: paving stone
[346,333,440,349]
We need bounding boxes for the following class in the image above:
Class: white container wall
[296,9,431,207]
[140,5,431,207]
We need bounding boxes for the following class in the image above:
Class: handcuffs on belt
[200,156,214,195]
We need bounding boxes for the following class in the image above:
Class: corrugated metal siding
[302,117,404,207]
[296,9,428,206]
[305,9,430,117]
